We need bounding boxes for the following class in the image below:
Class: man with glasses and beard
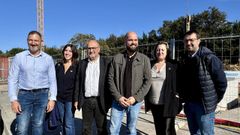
[8,31,57,135]
[108,31,151,135]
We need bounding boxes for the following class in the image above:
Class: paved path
[1,84,240,135]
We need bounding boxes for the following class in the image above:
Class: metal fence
[78,35,240,66]
[2,35,240,82]
[90,35,240,68]
[173,35,240,66]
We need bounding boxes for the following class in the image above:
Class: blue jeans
[184,102,215,135]
[109,100,142,135]
[57,101,75,135]
[16,89,49,135]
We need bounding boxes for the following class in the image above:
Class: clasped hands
[73,96,136,109]
[118,96,136,107]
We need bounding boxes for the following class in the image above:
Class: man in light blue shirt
[8,31,57,135]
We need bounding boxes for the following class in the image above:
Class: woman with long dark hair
[55,44,78,135]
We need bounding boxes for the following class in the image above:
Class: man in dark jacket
[74,40,112,135]
[179,30,227,135]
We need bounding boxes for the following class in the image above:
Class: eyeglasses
[87,47,99,50]
[184,38,198,43]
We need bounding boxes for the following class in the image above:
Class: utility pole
[185,15,191,32]
[185,0,191,32]
[37,0,44,50]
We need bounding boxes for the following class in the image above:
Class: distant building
[0,56,9,81]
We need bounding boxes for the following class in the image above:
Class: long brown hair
[62,44,79,64]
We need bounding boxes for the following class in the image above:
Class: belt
[19,88,49,92]
[85,96,99,99]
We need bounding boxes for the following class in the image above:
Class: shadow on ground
[10,118,147,135]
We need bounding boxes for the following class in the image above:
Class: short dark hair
[184,30,200,39]
[28,31,42,39]
[62,44,79,64]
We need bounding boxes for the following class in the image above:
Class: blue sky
[0,0,239,52]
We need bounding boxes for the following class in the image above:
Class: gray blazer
[108,52,151,102]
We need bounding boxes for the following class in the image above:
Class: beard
[29,45,41,54]
[127,44,138,53]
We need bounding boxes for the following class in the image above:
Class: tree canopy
[2,6,239,59]
[5,48,26,57]
[68,33,96,48]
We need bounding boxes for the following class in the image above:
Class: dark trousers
[151,104,176,135]
[0,109,3,135]
[82,97,107,135]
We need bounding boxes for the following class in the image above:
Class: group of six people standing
[8,30,227,135]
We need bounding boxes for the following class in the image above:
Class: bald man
[74,40,112,135]
[108,32,151,134]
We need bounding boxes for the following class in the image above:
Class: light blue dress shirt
[8,50,57,102]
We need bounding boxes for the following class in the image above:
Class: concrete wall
[217,71,240,111]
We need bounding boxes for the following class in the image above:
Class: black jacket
[179,46,227,114]
[55,62,78,102]
[74,56,112,114]
[145,60,180,117]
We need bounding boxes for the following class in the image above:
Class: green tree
[191,7,228,37]
[148,30,158,43]
[158,20,174,40]
[158,17,186,40]
[106,34,118,48]
[6,48,25,57]
[116,35,125,47]
[232,21,240,35]
[158,7,230,40]
[139,32,148,44]
[98,38,111,56]
[68,33,96,48]
[0,50,6,57]
[68,33,96,59]
[104,34,126,55]
[170,17,185,39]
[44,46,61,59]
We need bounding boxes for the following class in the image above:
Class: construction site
[0,0,240,135]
